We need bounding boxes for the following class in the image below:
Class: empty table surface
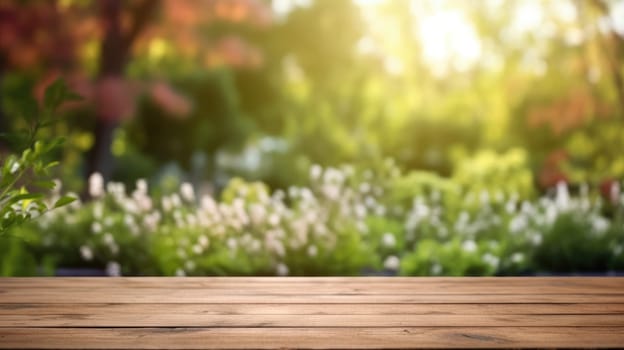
[0,277,623,349]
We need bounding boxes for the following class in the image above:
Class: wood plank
[3,276,623,283]
[2,278,622,348]
[2,302,622,316]
[2,327,623,349]
[2,284,621,295]
[1,289,622,303]
[3,285,622,295]
[2,277,623,294]
[1,311,622,327]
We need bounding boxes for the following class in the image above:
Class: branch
[121,0,160,53]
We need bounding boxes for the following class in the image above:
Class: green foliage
[3,162,622,276]
[2,1,624,277]
[400,238,501,276]
[0,78,77,235]
[533,213,615,273]
[452,148,535,199]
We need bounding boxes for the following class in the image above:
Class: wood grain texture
[0,277,623,349]
[2,327,624,349]
[2,277,623,292]
[1,291,623,304]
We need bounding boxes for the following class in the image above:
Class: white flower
[354,204,367,219]
[88,173,104,198]
[124,214,135,227]
[268,213,280,227]
[482,253,500,269]
[106,261,121,277]
[359,182,371,193]
[170,194,181,208]
[134,194,152,212]
[479,190,490,205]
[430,263,442,275]
[555,181,570,210]
[103,233,115,246]
[323,167,344,184]
[591,216,609,235]
[276,263,289,276]
[510,252,525,264]
[356,221,368,234]
[374,205,386,216]
[80,246,93,261]
[321,184,340,200]
[10,160,20,174]
[201,195,217,212]
[509,215,527,234]
[136,179,148,195]
[192,244,203,255]
[265,236,285,257]
[505,200,517,214]
[143,212,161,233]
[185,260,196,271]
[383,255,400,271]
[180,182,195,202]
[545,204,557,225]
[530,232,543,246]
[198,235,209,248]
[288,186,300,198]
[461,240,477,253]
[381,233,396,248]
[307,245,318,257]
[227,238,238,251]
[91,222,102,234]
[161,197,172,212]
[186,213,197,227]
[310,164,322,181]
[175,268,186,276]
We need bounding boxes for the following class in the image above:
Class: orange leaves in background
[538,149,569,189]
[136,0,271,68]
[35,72,191,121]
[0,1,97,70]
[150,81,192,119]
[527,88,612,136]
[205,36,263,68]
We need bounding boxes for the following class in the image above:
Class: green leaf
[15,95,39,122]
[43,78,82,112]
[0,193,44,216]
[43,79,66,111]
[34,180,57,190]
[6,193,45,204]
[53,195,77,208]
[39,119,61,128]
[44,161,60,170]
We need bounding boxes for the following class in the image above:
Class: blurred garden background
[0,0,623,276]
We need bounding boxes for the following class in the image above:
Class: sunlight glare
[415,9,482,75]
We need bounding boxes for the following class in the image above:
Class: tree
[1,0,271,184]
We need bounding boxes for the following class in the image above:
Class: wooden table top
[0,277,623,349]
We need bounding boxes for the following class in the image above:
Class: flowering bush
[4,160,624,276]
